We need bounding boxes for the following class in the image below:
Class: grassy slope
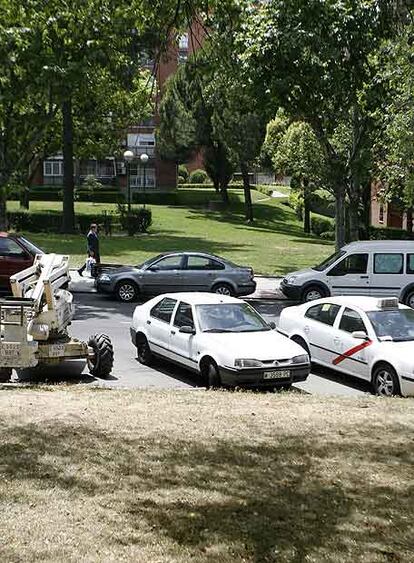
[9,191,333,275]
[0,388,412,562]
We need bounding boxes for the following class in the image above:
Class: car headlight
[292,354,310,364]
[286,276,297,284]
[98,274,111,282]
[234,358,263,368]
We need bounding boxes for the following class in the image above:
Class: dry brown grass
[0,387,413,562]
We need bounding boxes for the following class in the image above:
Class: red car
[0,233,44,292]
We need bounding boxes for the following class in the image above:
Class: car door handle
[171,330,176,335]
[304,326,310,333]
[360,275,369,279]
[146,320,151,325]
[333,338,340,345]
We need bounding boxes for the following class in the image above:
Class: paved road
[16,294,369,396]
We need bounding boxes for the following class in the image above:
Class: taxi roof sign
[377,297,399,310]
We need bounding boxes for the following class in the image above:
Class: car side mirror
[179,325,196,335]
[149,265,159,272]
[352,331,369,340]
[268,321,276,330]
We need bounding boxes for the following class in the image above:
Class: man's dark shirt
[87,231,99,256]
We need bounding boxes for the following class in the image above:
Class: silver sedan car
[96,251,257,302]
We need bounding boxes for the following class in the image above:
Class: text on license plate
[263,370,290,380]
[0,343,20,357]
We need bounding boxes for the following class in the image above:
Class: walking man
[78,223,100,277]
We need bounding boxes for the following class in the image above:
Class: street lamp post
[140,153,149,209]
[123,150,134,211]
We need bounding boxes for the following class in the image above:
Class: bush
[311,216,334,236]
[7,211,116,234]
[177,183,215,189]
[178,164,189,183]
[189,169,208,184]
[367,226,414,240]
[117,205,152,236]
[289,190,303,220]
[320,230,335,240]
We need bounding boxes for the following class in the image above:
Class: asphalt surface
[16,293,369,397]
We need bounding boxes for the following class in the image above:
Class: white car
[130,292,310,388]
[278,296,414,397]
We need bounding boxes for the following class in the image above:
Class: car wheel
[87,334,114,378]
[404,289,414,309]
[302,285,325,302]
[212,283,234,296]
[291,335,310,358]
[116,280,138,302]
[202,360,221,388]
[372,364,401,397]
[136,334,152,366]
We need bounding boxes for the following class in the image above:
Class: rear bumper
[280,281,302,301]
[236,282,257,296]
[218,364,310,388]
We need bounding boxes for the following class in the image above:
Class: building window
[379,204,384,224]
[130,166,156,189]
[43,160,63,176]
[178,33,189,63]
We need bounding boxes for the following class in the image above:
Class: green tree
[274,122,326,233]
[240,0,398,247]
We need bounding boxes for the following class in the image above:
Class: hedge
[367,226,414,240]
[7,211,118,234]
[311,216,335,236]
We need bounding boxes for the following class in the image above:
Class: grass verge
[16,194,333,275]
[0,388,412,562]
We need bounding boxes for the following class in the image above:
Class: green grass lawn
[0,388,412,562]
[8,190,333,275]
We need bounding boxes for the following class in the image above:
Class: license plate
[0,343,20,357]
[49,344,65,358]
[263,370,290,380]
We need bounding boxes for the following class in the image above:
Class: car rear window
[150,298,177,323]
[305,303,341,326]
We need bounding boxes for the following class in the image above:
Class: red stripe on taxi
[332,340,372,366]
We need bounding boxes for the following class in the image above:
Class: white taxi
[278,296,414,397]
[130,292,310,389]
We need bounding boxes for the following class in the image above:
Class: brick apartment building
[32,25,205,198]
[370,182,413,232]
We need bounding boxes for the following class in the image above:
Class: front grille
[261,358,291,366]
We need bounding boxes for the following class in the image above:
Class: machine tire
[372,363,401,397]
[88,334,114,378]
[212,283,234,296]
[116,280,139,302]
[301,284,326,303]
[0,368,12,382]
[136,334,152,365]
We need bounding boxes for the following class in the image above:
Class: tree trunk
[407,207,413,234]
[62,99,75,233]
[219,182,229,204]
[303,179,311,234]
[348,176,360,242]
[335,187,346,250]
[240,161,253,223]
[0,193,7,231]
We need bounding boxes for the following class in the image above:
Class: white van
[280,240,414,306]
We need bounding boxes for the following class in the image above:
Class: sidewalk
[68,270,286,300]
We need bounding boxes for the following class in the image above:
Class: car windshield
[136,254,165,268]
[367,309,414,342]
[19,236,44,255]
[196,303,270,333]
[312,250,346,272]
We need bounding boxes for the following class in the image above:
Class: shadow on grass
[0,421,412,560]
